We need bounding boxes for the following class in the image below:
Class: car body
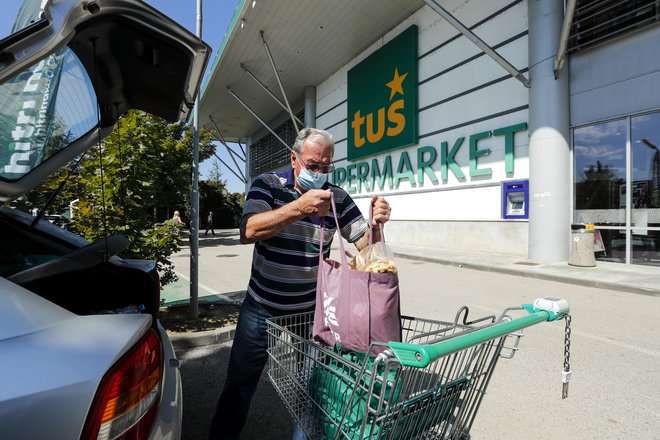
[0,1,210,439]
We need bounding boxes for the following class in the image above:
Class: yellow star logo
[385,68,408,100]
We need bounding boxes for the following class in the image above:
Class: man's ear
[290,151,297,167]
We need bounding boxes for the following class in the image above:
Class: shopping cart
[267,297,570,440]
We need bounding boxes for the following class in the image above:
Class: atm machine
[502,180,529,219]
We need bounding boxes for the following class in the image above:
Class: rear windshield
[0,47,98,181]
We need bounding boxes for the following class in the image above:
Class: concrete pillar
[304,86,316,128]
[528,0,570,261]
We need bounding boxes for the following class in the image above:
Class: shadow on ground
[178,343,293,440]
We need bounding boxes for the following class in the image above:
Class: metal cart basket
[267,298,569,440]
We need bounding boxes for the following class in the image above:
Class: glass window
[568,0,659,54]
[0,47,98,181]
[631,230,660,266]
[630,113,660,264]
[594,229,626,263]
[573,120,627,226]
[573,112,660,266]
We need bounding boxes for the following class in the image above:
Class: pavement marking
[572,329,660,359]
[174,270,235,303]
[474,304,660,359]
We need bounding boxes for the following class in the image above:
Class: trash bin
[568,223,597,267]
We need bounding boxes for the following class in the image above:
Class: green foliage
[24,110,217,287]
[18,110,246,287]
[199,179,244,228]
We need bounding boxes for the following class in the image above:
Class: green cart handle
[388,297,570,368]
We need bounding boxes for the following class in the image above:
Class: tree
[207,160,227,187]
[199,160,244,228]
[199,180,244,228]
[21,110,216,287]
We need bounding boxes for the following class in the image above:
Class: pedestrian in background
[172,210,185,227]
[205,211,215,235]
[208,128,391,440]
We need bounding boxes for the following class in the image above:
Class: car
[0,1,210,439]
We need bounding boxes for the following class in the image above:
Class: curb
[393,251,660,297]
[169,326,236,350]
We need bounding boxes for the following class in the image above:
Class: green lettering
[371,156,394,191]
[394,151,416,188]
[469,131,492,177]
[493,122,527,174]
[441,138,465,181]
[356,161,370,192]
[346,164,357,193]
[416,146,438,186]
[333,167,347,187]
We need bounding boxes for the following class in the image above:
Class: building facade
[201,0,660,267]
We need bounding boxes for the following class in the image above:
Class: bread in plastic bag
[349,241,397,273]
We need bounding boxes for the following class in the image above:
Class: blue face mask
[297,165,329,190]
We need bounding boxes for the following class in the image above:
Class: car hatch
[0,0,211,203]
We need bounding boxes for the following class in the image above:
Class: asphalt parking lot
[167,231,660,440]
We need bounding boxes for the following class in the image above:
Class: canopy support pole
[260,30,301,131]
[227,87,293,153]
[241,63,304,127]
[425,0,530,88]
[553,0,577,79]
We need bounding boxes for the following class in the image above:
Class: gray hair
[292,128,334,155]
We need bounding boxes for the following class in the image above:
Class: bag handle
[319,193,386,267]
[368,198,385,246]
[319,192,348,268]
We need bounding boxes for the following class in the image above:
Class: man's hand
[296,189,333,217]
[371,195,391,227]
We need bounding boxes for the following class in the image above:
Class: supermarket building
[199,0,660,267]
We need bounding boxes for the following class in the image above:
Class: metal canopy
[199,0,425,143]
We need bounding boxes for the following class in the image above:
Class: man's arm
[240,189,333,244]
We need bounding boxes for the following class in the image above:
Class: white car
[0,1,209,439]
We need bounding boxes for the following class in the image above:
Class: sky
[145,0,245,194]
[1,0,245,194]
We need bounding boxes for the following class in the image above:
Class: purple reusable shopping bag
[312,195,401,353]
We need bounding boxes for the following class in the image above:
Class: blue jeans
[209,294,311,440]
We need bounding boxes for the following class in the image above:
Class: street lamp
[641,138,659,207]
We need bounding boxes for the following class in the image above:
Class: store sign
[347,25,418,161]
[333,122,528,193]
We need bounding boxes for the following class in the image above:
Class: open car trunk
[0,208,159,317]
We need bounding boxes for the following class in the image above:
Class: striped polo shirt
[243,168,368,310]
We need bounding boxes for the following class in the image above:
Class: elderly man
[209,128,391,440]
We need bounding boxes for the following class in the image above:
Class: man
[205,211,215,235]
[209,128,391,440]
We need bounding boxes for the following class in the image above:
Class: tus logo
[347,25,418,161]
[351,68,408,147]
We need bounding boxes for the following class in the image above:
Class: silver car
[0,1,209,438]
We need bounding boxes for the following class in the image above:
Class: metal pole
[528,0,570,261]
[189,0,202,318]
[210,132,247,181]
[553,0,577,78]
[217,130,246,162]
[209,115,247,161]
[214,134,247,181]
[236,139,246,157]
[425,0,530,88]
[213,152,247,183]
[260,30,301,131]
[227,87,293,152]
[304,86,316,128]
[241,63,304,127]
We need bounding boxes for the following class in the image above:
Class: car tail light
[81,329,163,440]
